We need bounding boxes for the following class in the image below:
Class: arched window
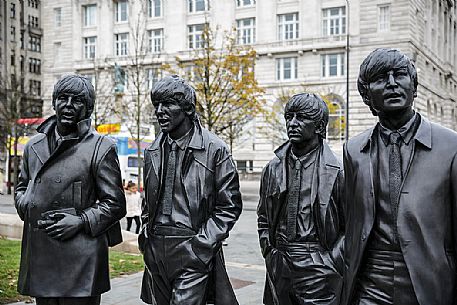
[323,93,346,142]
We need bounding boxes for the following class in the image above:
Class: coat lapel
[31,135,50,165]
[146,133,163,181]
[360,126,378,220]
[316,142,340,205]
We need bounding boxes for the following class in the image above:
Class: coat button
[54,176,61,183]
[30,201,36,208]
[361,233,367,241]
[36,177,41,183]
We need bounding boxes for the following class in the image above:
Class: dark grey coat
[342,115,457,305]
[139,121,243,305]
[15,116,126,297]
[257,141,345,305]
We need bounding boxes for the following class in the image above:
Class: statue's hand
[45,213,84,241]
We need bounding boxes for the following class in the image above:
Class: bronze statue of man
[15,75,126,305]
[342,48,457,305]
[257,93,344,305]
[139,75,242,305]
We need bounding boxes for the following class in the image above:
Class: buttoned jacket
[139,121,243,305]
[257,141,345,305]
[342,114,457,305]
[15,115,126,297]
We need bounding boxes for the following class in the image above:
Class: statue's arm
[15,144,31,220]
[81,145,126,236]
[191,146,243,264]
[257,166,273,258]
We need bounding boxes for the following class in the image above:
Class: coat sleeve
[257,165,273,258]
[451,151,457,254]
[81,144,126,237]
[138,150,150,253]
[330,168,345,274]
[192,146,243,264]
[15,144,31,220]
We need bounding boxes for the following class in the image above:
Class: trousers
[144,226,212,305]
[268,241,342,305]
[352,249,419,305]
[35,296,100,305]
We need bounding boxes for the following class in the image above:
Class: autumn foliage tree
[171,25,266,151]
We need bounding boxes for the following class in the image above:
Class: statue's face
[54,94,87,127]
[285,110,317,145]
[368,67,415,116]
[154,99,188,135]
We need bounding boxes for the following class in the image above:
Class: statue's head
[52,75,95,127]
[150,75,196,135]
[284,93,329,145]
[358,48,417,117]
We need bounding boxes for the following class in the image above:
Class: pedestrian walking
[126,181,141,234]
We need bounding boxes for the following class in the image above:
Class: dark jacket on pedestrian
[257,140,345,305]
[342,114,457,305]
[139,121,243,305]
[15,115,126,297]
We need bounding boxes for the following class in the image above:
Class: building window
[147,68,161,89]
[28,15,39,27]
[11,26,15,41]
[54,42,61,62]
[278,13,299,41]
[188,24,205,49]
[378,5,390,32]
[29,35,41,52]
[115,33,128,56]
[84,36,97,59]
[115,0,128,23]
[29,58,41,74]
[276,57,297,80]
[188,0,208,13]
[236,0,255,7]
[29,80,41,96]
[83,4,97,27]
[236,18,255,45]
[28,0,38,8]
[148,0,162,17]
[148,29,163,53]
[321,53,345,77]
[10,3,16,18]
[54,8,62,27]
[322,7,346,36]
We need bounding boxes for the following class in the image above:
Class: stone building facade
[1,0,43,192]
[39,0,457,171]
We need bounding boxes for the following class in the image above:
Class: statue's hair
[284,93,329,139]
[52,74,95,118]
[358,48,418,116]
[150,75,197,120]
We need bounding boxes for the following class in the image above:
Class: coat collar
[274,140,340,169]
[31,115,93,165]
[273,140,341,195]
[147,120,205,152]
[359,113,432,152]
[37,115,92,139]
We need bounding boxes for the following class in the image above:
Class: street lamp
[345,0,350,141]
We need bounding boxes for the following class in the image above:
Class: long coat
[139,122,243,305]
[342,114,457,305]
[257,141,345,305]
[15,116,126,297]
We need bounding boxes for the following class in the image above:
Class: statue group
[15,48,457,305]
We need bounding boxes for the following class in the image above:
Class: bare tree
[113,0,157,188]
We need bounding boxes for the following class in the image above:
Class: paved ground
[2,180,265,305]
